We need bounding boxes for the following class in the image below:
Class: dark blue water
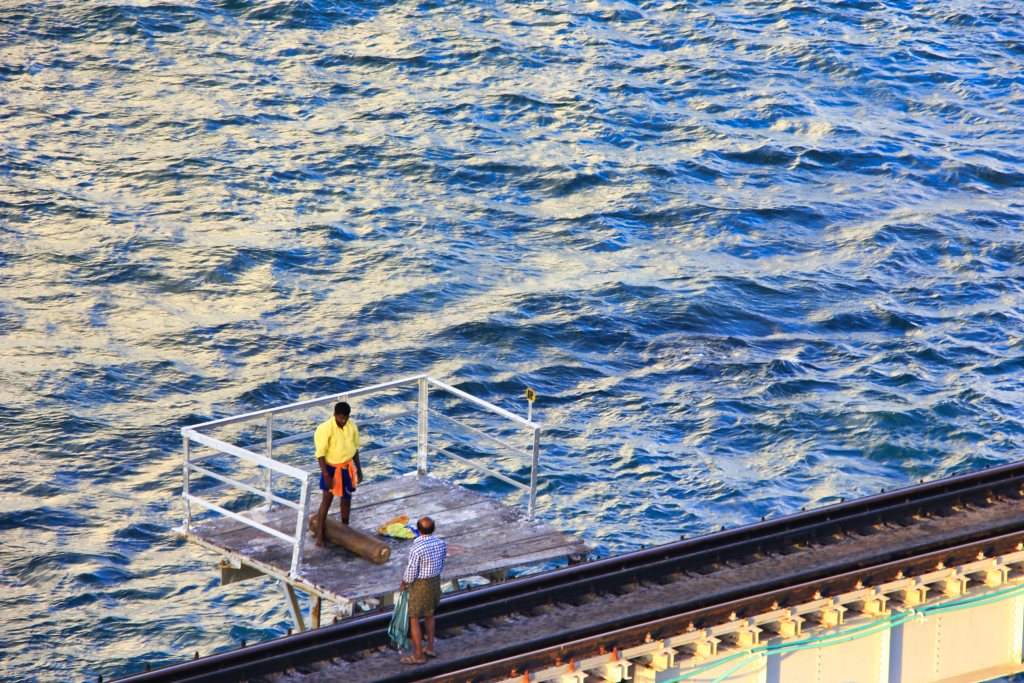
[2,1,1023,680]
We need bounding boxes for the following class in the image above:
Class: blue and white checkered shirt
[403,534,447,583]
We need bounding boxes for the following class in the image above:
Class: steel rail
[113,459,1024,683]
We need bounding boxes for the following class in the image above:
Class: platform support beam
[877,622,891,683]
[1013,593,1024,663]
[220,559,263,585]
[279,582,306,633]
[417,377,429,475]
[756,652,768,683]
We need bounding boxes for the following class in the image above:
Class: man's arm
[352,423,363,484]
[400,543,420,591]
[314,423,333,488]
[317,455,332,489]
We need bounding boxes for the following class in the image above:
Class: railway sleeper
[529,604,558,617]
[567,593,597,606]
[610,582,641,596]
[735,552,765,563]
[654,572,685,585]
[778,543,809,554]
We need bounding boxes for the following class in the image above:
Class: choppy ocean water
[1,0,1023,680]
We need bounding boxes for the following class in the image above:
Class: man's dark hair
[334,401,351,417]
[417,517,435,535]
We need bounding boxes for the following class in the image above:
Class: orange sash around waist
[330,460,358,496]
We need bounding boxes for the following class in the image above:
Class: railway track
[115,459,1024,683]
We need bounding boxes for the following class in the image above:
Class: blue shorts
[319,464,355,499]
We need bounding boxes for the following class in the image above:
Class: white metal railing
[181,428,318,577]
[179,375,542,578]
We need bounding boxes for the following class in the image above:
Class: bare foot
[315,538,325,548]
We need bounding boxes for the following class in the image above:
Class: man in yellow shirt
[313,401,363,548]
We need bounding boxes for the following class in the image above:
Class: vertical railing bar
[528,427,540,520]
[182,433,192,531]
[417,377,429,475]
[264,413,274,505]
[291,472,315,578]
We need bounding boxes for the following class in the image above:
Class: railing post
[290,472,316,578]
[528,427,540,520]
[264,413,274,505]
[417,378,429,475]
[181,432,192,532]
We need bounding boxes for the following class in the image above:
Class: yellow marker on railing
[525,387,536,422]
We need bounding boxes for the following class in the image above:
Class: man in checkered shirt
[399,516,447,664]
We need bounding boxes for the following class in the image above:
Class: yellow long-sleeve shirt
[314,417,360,466]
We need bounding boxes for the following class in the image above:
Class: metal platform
[176,374,588,630]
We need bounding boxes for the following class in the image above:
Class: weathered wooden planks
[185,474,588,605]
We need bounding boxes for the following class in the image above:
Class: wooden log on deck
[309,517,391,564]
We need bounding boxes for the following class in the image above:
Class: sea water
[1,1,1022,680]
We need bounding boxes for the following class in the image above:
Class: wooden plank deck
[182,474,589,606]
